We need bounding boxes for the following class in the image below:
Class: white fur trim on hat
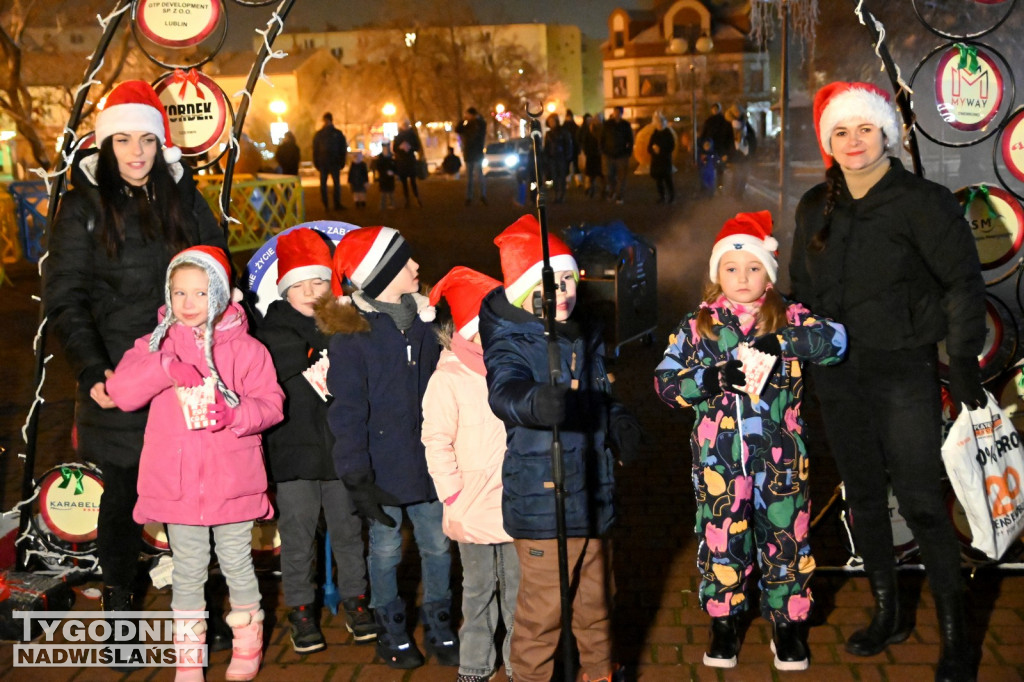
[350,227,399,288]
[818,88,901,157]
[277,265,332,296]
[709,233,779,283]
[504,253,579,306]
[95,103,181,163]
[459,316,481,340]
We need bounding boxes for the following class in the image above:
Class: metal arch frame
[912,0,1019,41]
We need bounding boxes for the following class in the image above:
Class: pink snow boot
[224,605,264,681]
[173,612,206,682]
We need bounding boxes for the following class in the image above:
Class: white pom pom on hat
[709,211,779,283]
[95,80,182,164]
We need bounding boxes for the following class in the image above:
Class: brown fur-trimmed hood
[313,293,372,335]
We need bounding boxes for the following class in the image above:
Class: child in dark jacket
[697,136,718,198]
[314,226,456,671]
[479,215,642,682]
[373,143,397,210]
[654,211,847,671]
[255,228,375,654]
[347,151,370,208]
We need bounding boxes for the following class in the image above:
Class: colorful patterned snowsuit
[654,296,847,623]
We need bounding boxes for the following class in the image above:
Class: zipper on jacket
[402,330,414,366]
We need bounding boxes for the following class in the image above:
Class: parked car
[482,139,529,175]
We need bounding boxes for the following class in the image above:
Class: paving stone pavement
[1,170,1022,680]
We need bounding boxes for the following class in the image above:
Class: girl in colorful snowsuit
[107,246,284,681]
[654,211,847,672]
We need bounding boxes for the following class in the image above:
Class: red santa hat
[149,245,238,407]
[494,215,579,307]
[429,266,501,339]
[276,228,332,296]
[709,211,778,283]
[95,80,181,163]
[332,226,411,298]
[813,81,901,167]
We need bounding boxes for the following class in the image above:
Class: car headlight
[482,158,489,167]
[504,154,518,168]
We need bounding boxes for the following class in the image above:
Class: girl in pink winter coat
[107,246,284,682]
[422,266,521,682]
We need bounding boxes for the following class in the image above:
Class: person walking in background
[275,131,300,176]
[581,114,604,199]
[728,104,758,199]
[316,227,456,670]
[255,228,376,655]
[655,212,847,671]
[347,151,370,209]
[700,103,734,194]
[456,107,488,205]
[423,267,521,682]
[313,113,348,211]
[601,106,633,204]
[648,113,676,205]
[479,216,643,682]
[789,82,986,682]
[394,119,424,208]
[373,142,398,210]
[106,246,284,682]
[562,109,581,188]
[697,137,719,199]
[543,113,572,204]
[42,81,227,671]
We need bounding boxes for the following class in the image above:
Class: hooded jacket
[422,336,513,545]
[315,291,441,505]
[106,302,284,525]
[790,158,985,358]
[256,298,337,482]
[479,288,624,540]
[42,150,227,467]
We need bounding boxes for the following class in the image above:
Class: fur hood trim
[314,293,371,335]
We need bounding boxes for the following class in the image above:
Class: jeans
[811,345,963,595]
[368,500,451,608]
[319,168,342,209]
[465,159,486,200]
[96,463,143,588]
[167,521,260,612]
[458,541,520,678]
[603,155,628,200]
[276,479,367,607]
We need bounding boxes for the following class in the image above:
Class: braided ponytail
[809,161,845,253]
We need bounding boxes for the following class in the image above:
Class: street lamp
[269,99,289,145]
[668,33,714,167]
[382,102,398,140]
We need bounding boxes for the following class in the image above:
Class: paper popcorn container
[175,377,217,430]
[736,343,777,397]
[302,353,331,402]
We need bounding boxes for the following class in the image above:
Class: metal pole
[779,0,790,216]
[690,63,699,168]
[526,102,575,681]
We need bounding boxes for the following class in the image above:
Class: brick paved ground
[1,170,1022,680]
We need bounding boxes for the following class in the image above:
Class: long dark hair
[94,137,190,259]
[808,161,846,253]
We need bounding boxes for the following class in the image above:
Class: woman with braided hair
[789,81,985,682]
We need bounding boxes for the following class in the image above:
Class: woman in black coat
[789,82,985,682]
[393,119,423,207]
[43,81,227,619]
[648,114,676,204]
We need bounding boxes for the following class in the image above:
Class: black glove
[533,384,568,426]
[701,360,745,395]
[341,470,401,527]
[948,355,987,410]
[611,413,645,465]
[751,333,783,357]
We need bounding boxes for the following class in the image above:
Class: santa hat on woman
[709,211,779,283]
[494,215,578,307]
[149,245,239,406]
[429,266,501,339]
[276,228,333,296]
[332,226,411,298]
[95,80,182,163]
[813,81,901,166]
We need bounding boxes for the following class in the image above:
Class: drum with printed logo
[838,483,920,565]
[30,463,103,557]
[142,522,171,556]
[250,520,281,572]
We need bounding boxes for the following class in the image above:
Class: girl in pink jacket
[107,246,284,682]
[422,267,520,682]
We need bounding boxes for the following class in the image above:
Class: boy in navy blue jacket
[314,226,456,670]
[478,215,642,682]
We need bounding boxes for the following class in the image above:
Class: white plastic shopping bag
[941,391,1024,560]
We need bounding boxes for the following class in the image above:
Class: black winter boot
[374,597,424,669]
[771,621,809,671]
[845,568,913,656]
[934,589,976,682]
[101,585,141,672]
[702,616,739,668]
[420,599,460,666]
